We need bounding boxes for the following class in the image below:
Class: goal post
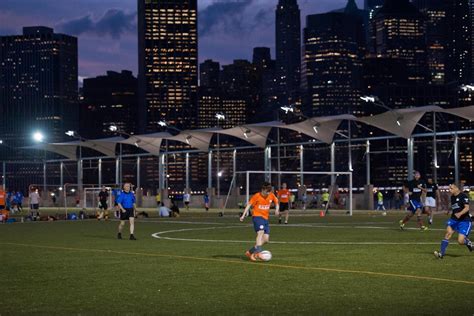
[84,187,114,210]
[224,170,353,215]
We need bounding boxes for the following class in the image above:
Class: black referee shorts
[120,208,135,220]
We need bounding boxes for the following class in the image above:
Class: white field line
[151,225,442,245]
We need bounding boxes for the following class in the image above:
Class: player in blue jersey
[399,171,428,231]
[434,183,472,258]
[116,183,137,240]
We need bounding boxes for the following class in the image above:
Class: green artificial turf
[1,213,474,315]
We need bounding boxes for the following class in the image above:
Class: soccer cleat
[467,241,473,252]
[130,234,136,240]
[278,218,282,224]
[421,226,428,231]
[284,221,288,224]
[428,218,433,225]
[434,251,443,259]
[117,233,122,240]
[399,220,405,230]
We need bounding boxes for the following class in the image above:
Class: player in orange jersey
[277,182,291,224]
[240,182,279,261]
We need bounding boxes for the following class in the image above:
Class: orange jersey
[277,189,290,203]
[249,192,278,220]
[0,190,5,206]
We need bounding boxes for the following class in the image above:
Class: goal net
[223,171,353,215]
[84,187,114,210]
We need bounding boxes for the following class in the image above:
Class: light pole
[33,131,47,193]
[65,131,84,195]
[108,125,123,186]
[215,113,226,208]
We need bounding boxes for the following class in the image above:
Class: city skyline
[0,0,364,82]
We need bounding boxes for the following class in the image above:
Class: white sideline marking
[151,225,441,245]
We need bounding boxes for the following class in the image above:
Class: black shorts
[185,201,190,205]
[99,201,108,210]
[114,202,118,207]
[31,204,39,210]
[120,208,135,220]
[280,202,289,212]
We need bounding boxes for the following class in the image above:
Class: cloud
[199,0,254,37]
[57,9,136,39]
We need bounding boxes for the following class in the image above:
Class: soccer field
[1,212,473,315]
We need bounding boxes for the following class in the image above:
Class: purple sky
[0,0,364,82]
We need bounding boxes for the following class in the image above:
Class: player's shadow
[212,254,247,261]
[440,253,463,258]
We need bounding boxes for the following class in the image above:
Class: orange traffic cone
[319,210,325,217]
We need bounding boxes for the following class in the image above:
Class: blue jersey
[204,195,209,203]
[15,192,23,203]
[116,191,135,208]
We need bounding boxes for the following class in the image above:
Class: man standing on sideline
[97,186,109,220]
[155,190,161,207]
[0,186,6,214]
[297,182,307,211]
[29,188,40,220]
[277,183,291,224]
[203,193,210,211]
[116,183,137,240]
[424,178,440,225]
[183,190,191,211]
[375,189,386,214]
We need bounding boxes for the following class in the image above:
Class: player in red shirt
[277,183,291,224]
[240,182,279,261]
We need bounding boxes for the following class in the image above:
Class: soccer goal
[223,170,353,215]
[84,187,114,210]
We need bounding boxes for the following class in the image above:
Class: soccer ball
[259,250,272,261]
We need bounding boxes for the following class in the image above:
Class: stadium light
[158,121,168,127]
[461,84,474,92]
[243,129,251,139]
[396,116,403,126]
[280,105,295,114]
[65,130,76,137]
[109,125,118,132]
[185,135,192,144]
[360,95,376,103]
[0,140,3,144]
[215,113,226,121]
[33,131,44,143]
[217,171,223,177]
[312,123,320,134]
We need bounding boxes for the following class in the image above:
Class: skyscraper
[0,26,78,158]
[413,0,471,84]
[138,0,198,132]
[80,70,138,139]
[200,59,220,88]
[371,0,428,84]
[303,13,365,116]
[198,60,221,129]
[275,0,301,106]
[445,0,471,84]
